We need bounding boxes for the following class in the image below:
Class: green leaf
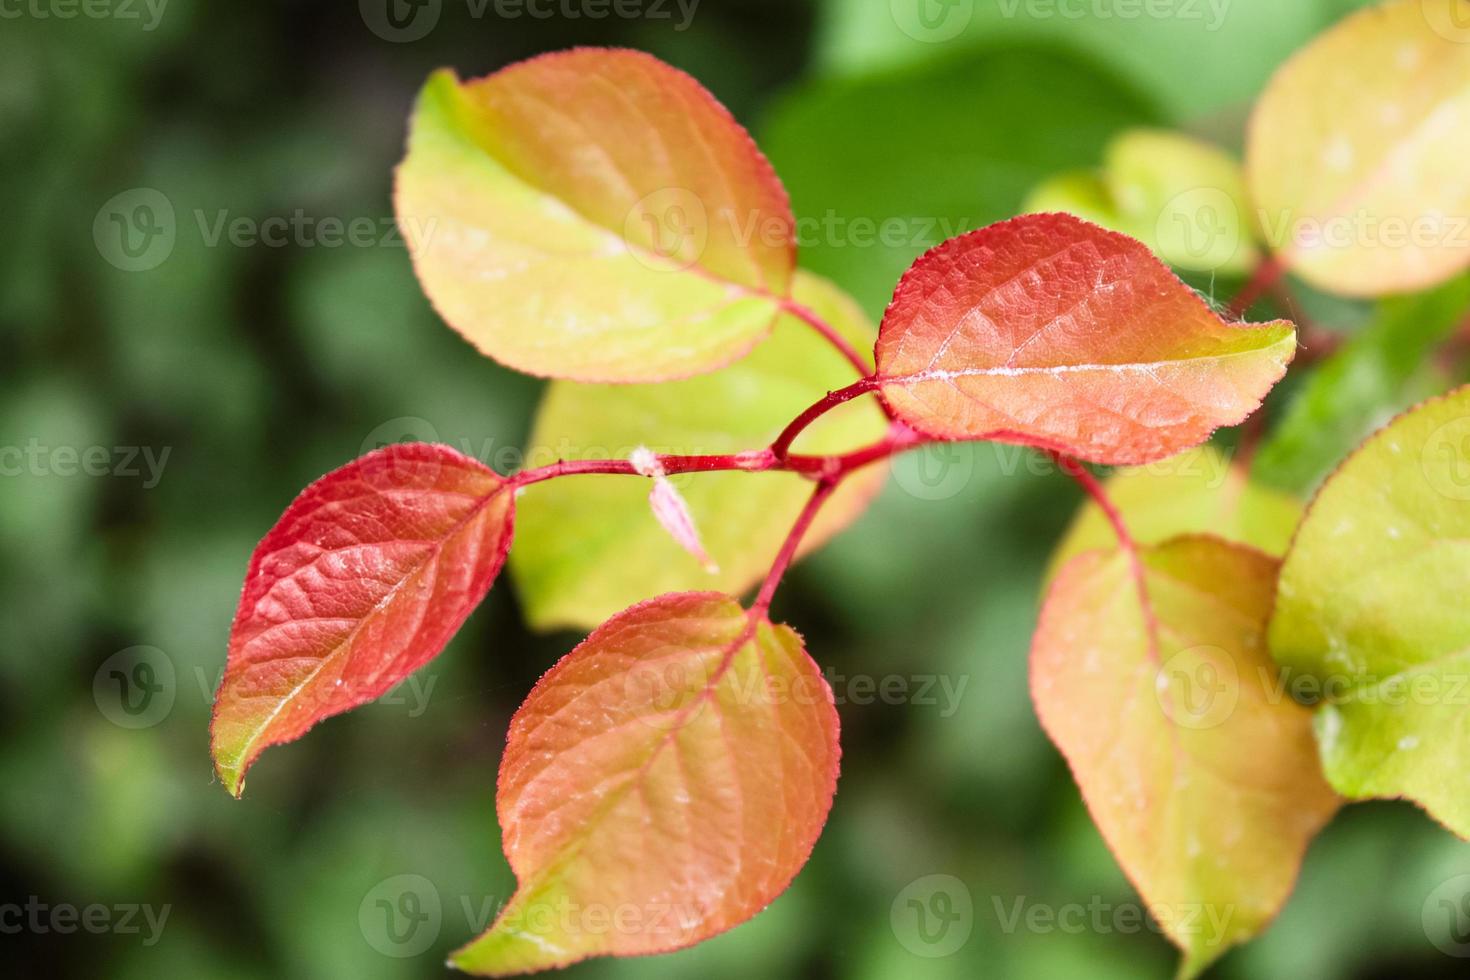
[1034,535,1340,977]
[760,46,1158,312]
[1020,170,1116,227]
[813,0,1367,121]
[1270,385,1470,837]
[511,271,887,630]
[1254,275,1470,493]
[1047,446,1303,583]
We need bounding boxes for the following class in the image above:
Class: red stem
[1047,451,1160,663]
[1225,257,1285,320]
[780,298,879,386]
[511,450,776,488]
[750,479,839,616]
[770,377,879,459]
[510,421,924,490]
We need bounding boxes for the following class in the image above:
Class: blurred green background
[4,0,1468,977]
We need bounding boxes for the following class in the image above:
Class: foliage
[196,4,1470,977]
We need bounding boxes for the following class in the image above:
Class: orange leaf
[395,48,796,382]
[453,592,839,975]
[874,214,1295,465]
[1246,0,1470,296]
[1031,535,1339,977]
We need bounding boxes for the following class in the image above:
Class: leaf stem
[509,420,925,491]
[779,298,883,389]
[510,450,777,488]
[1047,451,1160,663]
[1225,257,1285,320]
[770,377,880,459]
[750,478,840,617]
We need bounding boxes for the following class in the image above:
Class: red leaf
[210,443,514,797]
[874,213,1296,465]
[452,592,839,975]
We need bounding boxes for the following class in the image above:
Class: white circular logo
[1424,0,1470,44]
[890,0,974,43]
[891,443,975,500]
[93,646,176,729]
[1421,415,1470,501]
[1154,645,1239,730]
[1154,187,1244,271]
[625,187,710,273]
[360,0,442,43]
[1423,873,1470,957]
[360,874,443,957]
[94,188,176,272]
[891,873,973,957]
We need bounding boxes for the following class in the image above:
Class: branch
[511,421,926,490]
[1047,450,1160,664]
[770,377,879,459]
[780,298,879,383]
[1225,257,1285,320]
[750,478,839,617]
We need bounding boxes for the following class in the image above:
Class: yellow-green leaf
[1270,385,1470,836]
[395,50,796,382]
[511,271,887,630]
[1246,0,1470,296]
[1033,535,1340,978]
[1104,129,1259,276]
[1024,130,1259,275]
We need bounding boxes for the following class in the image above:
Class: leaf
[1021,170,1117,229]
[453,592,839,975]
[210,444,514,797]
[1046,446,1302,583]
[1254,274,1470,493]
[814,0,1354,123]
[759,45,1159,313]
[873,214,1297,465]
[1269,385,1470,836]
[511,271,887,630]
[1032,535,1340,977]
[630,446,718,573]
[1024,130,1259,275]
[395,49,795,382]
[1245,0,1470,296]
[1105,130,1259,277]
